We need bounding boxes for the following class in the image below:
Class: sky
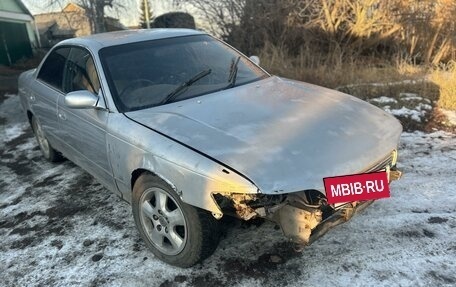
[21,0,188,27]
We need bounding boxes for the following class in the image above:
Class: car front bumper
[276,166,402,245]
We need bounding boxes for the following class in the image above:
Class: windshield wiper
[224,56,241,90]
[161,69,212,105]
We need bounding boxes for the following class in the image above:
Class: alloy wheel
[139,187,187,255]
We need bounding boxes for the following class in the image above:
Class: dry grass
[430,61,456,110]
[258,43,452,111]
[396,61,427,77]
[258,43,422,90]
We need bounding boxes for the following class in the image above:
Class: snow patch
[369,96,398,104]
[369,94,434,123]
[416,103,432,111]
[3,93,15,99]
[399,92,423,101]
[2,123,28,143]
[384,106,424,122]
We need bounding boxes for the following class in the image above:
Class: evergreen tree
[139,0,154,28]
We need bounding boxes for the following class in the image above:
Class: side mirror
[249,55,260,66]
[64,90,99,109]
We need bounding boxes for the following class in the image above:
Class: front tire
[31,116,62,162]
[132,173,221,267]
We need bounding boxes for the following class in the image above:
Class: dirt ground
[1,67,455,287]
[0,66,22,101]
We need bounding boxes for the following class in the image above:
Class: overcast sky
[22,0,188,27]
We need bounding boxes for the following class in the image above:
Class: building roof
[62,3,85,13]
[0,0,34,22]
[14,0,33,17]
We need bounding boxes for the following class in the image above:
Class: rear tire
[31,116,63,162]
[132,173,220,267]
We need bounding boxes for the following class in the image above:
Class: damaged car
[18,29,402,267]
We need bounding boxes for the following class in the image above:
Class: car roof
[56,29,206,50]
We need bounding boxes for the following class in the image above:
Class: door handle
[58,112,67,120]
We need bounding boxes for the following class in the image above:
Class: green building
[0,0,40,66]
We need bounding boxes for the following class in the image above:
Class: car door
[57,46,117,192]
[31,47,70,151]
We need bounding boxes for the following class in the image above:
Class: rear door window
[37,47,70,91]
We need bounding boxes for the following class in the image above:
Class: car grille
[365,152,394,172]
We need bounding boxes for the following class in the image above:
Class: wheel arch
[131,168,179,196]
[131,168,162,190]
[128,165,225,215]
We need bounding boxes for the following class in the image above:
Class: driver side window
[64,48,101,94]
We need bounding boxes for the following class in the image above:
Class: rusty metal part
[273,199,374,246]
[254,203,285,218]
[307,200,374,245]
[229,194,258,220]
[214,193,285,220]
[213,193,258,220]
[389,168,402,181]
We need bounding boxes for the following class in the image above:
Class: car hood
[126,76,402,194]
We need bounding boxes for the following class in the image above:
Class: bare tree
[177,0,245,37]
[392,0,456,64]
[168,0,456,64]
[81,0,113,33]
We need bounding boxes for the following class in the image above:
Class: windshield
[99,35,269,112]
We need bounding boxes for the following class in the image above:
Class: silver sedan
[18,29,402,267]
